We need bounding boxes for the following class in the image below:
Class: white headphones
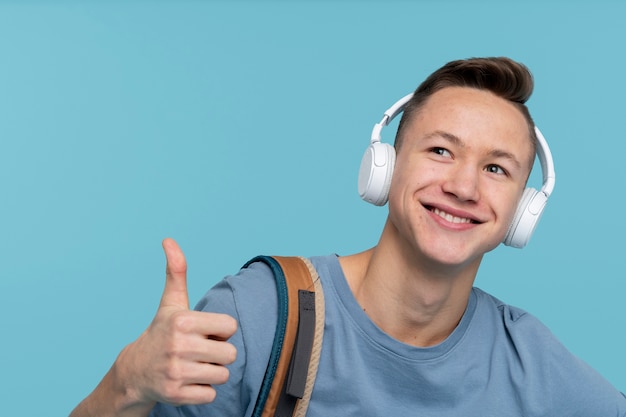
[357,93,556,248]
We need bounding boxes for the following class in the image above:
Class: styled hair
[395,57,537,156]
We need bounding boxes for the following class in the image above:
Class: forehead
[404,87,535,167]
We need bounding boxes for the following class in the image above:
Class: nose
[441,164,480,202]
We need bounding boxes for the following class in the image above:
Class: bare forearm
[69,348,155,417]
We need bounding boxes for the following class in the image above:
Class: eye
[485,164,506,175]
[431,147,452,158]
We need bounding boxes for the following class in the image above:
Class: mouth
[426,206,481,225]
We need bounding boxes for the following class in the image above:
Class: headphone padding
[358,142,396,206]
[503,187,548,248]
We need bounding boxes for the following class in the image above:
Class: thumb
[159,238,189,310]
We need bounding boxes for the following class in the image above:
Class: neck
[339,219,481,347]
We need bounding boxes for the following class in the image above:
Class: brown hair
[395,57,537,155]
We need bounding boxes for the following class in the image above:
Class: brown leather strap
[261,256,318,417]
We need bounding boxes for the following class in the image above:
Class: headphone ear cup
[504,187,548,248]
[358,142,396,206]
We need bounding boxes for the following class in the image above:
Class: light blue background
[1,1,624,415]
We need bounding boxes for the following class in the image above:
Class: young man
[71,57,626,416]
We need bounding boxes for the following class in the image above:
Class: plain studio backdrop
[0,1,624,415]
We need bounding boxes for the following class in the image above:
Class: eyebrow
[424,130,523,171]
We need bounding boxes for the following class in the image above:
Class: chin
[417,241,491,269]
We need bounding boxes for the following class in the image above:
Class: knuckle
[171,311,193,333]
[162,337,183,359]
[163,361,183,382]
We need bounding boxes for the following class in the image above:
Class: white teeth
[432,208,472,224]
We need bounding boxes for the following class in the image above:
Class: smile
[431,207,475,224]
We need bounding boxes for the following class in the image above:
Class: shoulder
[472,287,626,414]
[472,287,551,339]
[472,287,577,363]
[193,258,281,353]
[194,254,339,352]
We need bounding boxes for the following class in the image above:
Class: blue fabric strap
[244,256,289,417]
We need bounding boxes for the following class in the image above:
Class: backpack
[242,256,325,417]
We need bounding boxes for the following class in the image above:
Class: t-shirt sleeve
[150,261,279,417]
[544,330,626,415]
[503,307,626,416]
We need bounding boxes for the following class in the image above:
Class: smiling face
[386,86,534,269]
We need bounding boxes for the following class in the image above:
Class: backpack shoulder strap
[244,256,325,417]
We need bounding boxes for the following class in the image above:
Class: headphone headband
[534,127,555,197]
[370,93,414,143]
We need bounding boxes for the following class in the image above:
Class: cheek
[499,189,526,227]
[387,159,408,203]
[386,177,405,219]
[388,156,436,198]
[388,168,422,208]
[387,169,416,222]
